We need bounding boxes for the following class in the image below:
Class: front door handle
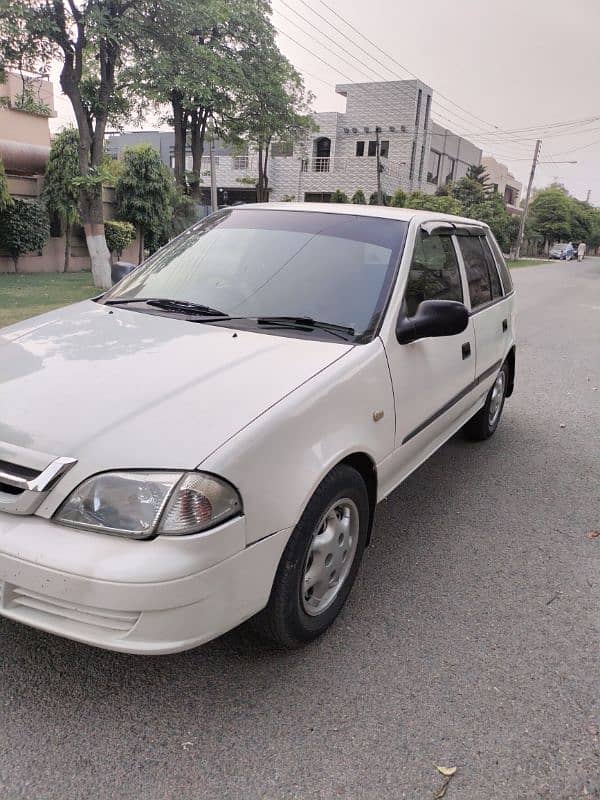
[461,342,471,359]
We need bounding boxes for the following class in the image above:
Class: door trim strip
[401,359,503,444]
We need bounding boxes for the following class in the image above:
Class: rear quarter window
[487,233,513,294]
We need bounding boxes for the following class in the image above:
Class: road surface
[1,258,598,799]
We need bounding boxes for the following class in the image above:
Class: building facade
[482,155,522,214]
[106,80,482,206]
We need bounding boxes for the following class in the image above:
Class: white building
[482,155,522,214]
[106,80,483,206]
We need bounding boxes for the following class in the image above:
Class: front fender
[200,340,396,545]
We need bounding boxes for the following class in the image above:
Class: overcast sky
[51,0,600,202]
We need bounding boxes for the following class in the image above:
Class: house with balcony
[482,155,523,215]
[105,80,482,208]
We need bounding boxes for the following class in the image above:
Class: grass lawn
[507,258,549,269]
[0,272,98,328]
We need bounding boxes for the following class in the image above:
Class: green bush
[330,188,349,203]
[0,199,50,271]
[105,220,136,259]
[0,157,12,214]
[351,189,366,204]
[390,188,407,208]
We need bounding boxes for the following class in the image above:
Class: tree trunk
[64,222,72,273]
[81,186,112,289]
[137,228,144,265]
[190,109,208,200]
[12,255,19,274]
[172,92,187,188]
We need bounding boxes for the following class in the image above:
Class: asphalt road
[1,259,599,800]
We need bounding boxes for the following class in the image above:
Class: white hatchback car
[0,204,515,653]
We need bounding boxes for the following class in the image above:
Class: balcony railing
[299,156,405,179]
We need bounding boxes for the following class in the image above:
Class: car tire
[464,362,509,441]
[253,464,370,648]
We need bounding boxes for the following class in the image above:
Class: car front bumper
[0,513,291,654]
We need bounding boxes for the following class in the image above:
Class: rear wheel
[464,362,509,441]
[253,464,369,648]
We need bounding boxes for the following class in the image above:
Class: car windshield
[104,208,408,340]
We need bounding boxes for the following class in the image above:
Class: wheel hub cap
[489,371,506,426]
[301,498,359,616]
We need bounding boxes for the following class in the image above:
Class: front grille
[4,585,140,633]
[0,460,41,496]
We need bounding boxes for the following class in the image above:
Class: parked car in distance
[549,242,575,260]
[0,204,516,654]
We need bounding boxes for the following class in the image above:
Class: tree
[0,157,12,213]
[104,219,135,260]
[466,163,493,193]
[452,176,487,207]
[405,191,464,215]
[351,189,366,204]
[43,127,80,271]
[390,188,407,207]
[116,144,174,263]
[0,198,49,271]
[569,198,593,244]
[529,188,572,248]
[0,0,171,288]
[467,193,518,252]
[234,43,313,202]
[331,189,348,203]
[369,192,390,205]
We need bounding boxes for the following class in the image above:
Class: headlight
[54,471,242,539]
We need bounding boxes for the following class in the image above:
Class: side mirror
[111,261,137,285]
[396,299,469,344]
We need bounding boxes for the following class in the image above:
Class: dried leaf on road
[585,530,600,539]
[436,766,457,777]
[433,777,451,799]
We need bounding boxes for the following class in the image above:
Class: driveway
[1,259,598,800]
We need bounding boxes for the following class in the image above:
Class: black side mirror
[396,299,469,344]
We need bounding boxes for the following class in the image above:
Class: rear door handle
[502,318,508,332]
[461,342,471,359]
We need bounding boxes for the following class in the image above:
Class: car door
[381,225,476,477]
[455,231,510,387]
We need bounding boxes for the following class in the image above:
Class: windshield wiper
[254,316,355,340]
[104,298,228,317]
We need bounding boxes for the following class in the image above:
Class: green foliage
[104,220,136,259]
[529,188,572,245]
[281,194,296,202]
[390,188,407,208]
[467,193,518,251]
[452,176,487,207]
[0,198,50,269]
[43,127,80,231]
[466,164,492,191]
[406,192,464,216]
[330,189,349,203]
[351,189,366,204]
[0,158,12,214]
[11,78,52,116]
[170,191,199,237]
[368,192,391,205]
[116,144,175,254]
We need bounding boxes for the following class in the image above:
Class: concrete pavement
[0,258,598,799]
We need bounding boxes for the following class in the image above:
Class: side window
[487,233,513,293]
[458,236,492,309]
[403,231,463,318]
[480,237,503,299]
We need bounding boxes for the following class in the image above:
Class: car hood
[0,302,351,475]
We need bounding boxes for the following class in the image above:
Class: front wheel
[253,464,369,648]
[463,362,509,441]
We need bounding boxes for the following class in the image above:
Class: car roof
[239,202,489,228]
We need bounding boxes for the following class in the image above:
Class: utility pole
[375,126,383,205]
[586,189,591,204]
[514,138,542,260]
[208,118,218,214]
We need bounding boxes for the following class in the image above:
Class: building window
[368,140,377,157]
[380,140,389,158]
[233,155,249,170]
[427,150,441,184]
[415,88,422,128]
[418,144,425,182]
[304,192,332,202]
[409,141,417,180]
[355,141,365,157]
[271,141,293,157]
[424,94,431,131]
[504,185,518,205]
[444,157,456,184]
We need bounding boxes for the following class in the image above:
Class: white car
[0,204,515,654]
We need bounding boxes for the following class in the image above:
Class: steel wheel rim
[301,498,360,617]
[488,370,506,427]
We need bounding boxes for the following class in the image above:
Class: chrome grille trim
[0,456,77,515]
